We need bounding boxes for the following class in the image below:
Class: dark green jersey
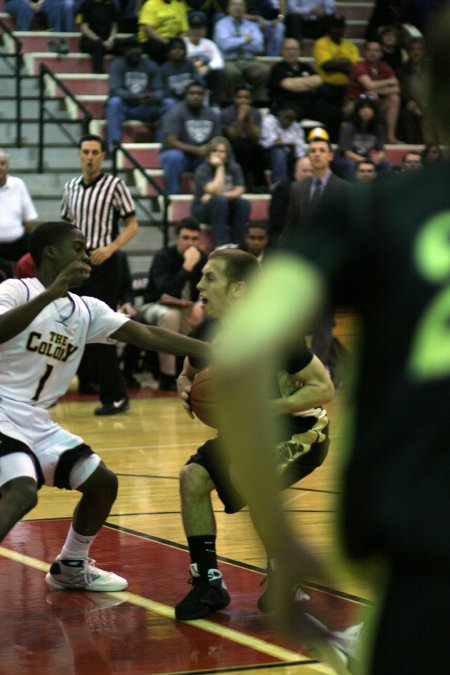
[284,163,450,568]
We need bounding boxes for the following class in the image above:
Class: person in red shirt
[345,40,401,143]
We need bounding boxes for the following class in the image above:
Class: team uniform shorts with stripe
[0,399,100,490]
[187,420,330,514]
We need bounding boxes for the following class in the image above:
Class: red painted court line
[1,521,362,674]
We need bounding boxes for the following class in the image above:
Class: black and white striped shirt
[61,173,136,250]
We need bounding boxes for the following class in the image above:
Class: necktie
[309,178,322,212]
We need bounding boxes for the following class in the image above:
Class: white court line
[0,545,336,674]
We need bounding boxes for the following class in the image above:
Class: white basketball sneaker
[45,557,128,592]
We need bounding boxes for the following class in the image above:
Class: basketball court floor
[0,344,372,674]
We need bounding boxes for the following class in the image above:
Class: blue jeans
[106,96,161,146]
[5,0,65,30]
[192,196,251,246]
[159,150,203,195]
[266,146,292,183]
[265,21,285,56]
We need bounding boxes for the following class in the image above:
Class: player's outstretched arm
[112,320,211,361]
[0,261,91,345]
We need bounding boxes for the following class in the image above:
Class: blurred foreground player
[215,10,450,675]
[0,222,208,592]
[175,249,334,620]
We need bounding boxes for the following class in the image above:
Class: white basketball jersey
[0,278,129,409]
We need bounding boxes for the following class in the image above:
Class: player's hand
[47,261,91,298]
[177,374,194,417]
[90,245,114,265]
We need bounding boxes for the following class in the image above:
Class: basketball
[189,368,217,428]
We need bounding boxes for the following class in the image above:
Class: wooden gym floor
[0,315,373,675]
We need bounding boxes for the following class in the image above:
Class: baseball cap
[307,127,330,142]
[189,11,207,27]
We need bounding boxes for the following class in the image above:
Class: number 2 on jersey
[32,364,54,402]
[409,211,450,380]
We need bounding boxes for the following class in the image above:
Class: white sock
[59,525,96,561]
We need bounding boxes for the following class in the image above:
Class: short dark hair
[245,220,268,233]
[78,134,106,152]
[30,222,79,266]
[184,80,206,96]
[166,36,187,56]
[175,217,201,235]
[209,248,259,285]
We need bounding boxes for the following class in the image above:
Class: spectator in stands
[184,11,224,109]
[268,37,341,141]
[268,152,312,246]
[160,81,222,195]
[345,41,401,144]
[136,218,207,391]
[76,0,118,74]
[285,0,335,43]
[4,0,66,31]
[221,85,267,192]
[0,149,38,279]
[364,0,421,42]
[397,37,428,144]
[378,24,403,72]
[214,0,269,102]
[160,37,198,110]
[285,133,349,385]
[333,96,389,180]
[245,0,285,56]
[312,14,360,107]
[138,0,189,64]
[401,150,422,172]
[422,142,443,165]
[260,102,306,184]
[240,220,271,261]
[192,136,251,246]
[354,158,377,183]
[106,36,163,148]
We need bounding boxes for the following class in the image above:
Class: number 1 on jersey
[32,364,54,402]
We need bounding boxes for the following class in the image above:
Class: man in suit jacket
[285,133,348,237]
[284,132,349,385]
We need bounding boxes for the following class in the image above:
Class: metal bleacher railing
[0,18,170,245]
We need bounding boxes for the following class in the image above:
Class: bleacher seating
[1,0,426,248]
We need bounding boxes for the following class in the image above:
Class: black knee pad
[54,443,94,489]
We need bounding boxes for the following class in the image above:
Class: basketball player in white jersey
[0,221,209,592]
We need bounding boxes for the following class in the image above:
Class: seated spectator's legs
[139,303,182,379]
[229,197,251,245]
[107,96,161,145]
[223,61,243,101]
[80,36,107,74]
[266,146,289,183]
[106,96,126,145]
[4,0,34,30]
[192,196,230,246]
[241,60,269,102]
[286,14,326,41]
[380,93,401,144]
[265,21,285,56]
[204,69,224,108]
[44,0,66,31]
[232,139,267,190]
[160,150,202,194]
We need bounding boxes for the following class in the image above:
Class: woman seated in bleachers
[333,95,389,180]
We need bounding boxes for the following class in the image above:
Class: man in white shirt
[184,12,224,109]
[0,149,38,275]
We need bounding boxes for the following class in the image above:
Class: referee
[61,134,138,415]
